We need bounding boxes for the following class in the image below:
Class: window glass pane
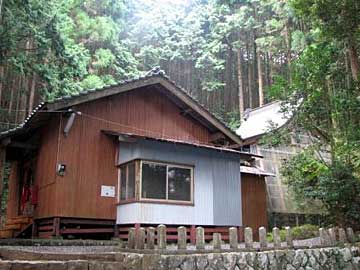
[127,162,135,199]
[168,167,191,201]
[141,163,166,199]
[120,165,127,200]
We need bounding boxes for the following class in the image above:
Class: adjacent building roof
[236,101,291,141]
[0,68,242,146]
[240,165,276,177]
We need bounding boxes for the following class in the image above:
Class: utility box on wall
[101,185,115,197]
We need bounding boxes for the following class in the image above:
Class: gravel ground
[0,237,321,253]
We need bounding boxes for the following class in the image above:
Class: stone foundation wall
[0,247,359,270]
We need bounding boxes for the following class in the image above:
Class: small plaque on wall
[101,185,115,197]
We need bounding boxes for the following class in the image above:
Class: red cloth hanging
[31,185,38,205]
[20,184,31,212]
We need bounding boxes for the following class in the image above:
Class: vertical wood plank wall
[241,173,268,230]
[6,161,19,219]
[34,87,213,220]
[34,118,61,218]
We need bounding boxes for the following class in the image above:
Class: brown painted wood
[33,117,60,218]
[46,77,242,146]
[31,86,214,221]
[241,173,268,231]
[53,217,60,237]
[6,161,19,219]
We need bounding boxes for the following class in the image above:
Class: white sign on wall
[101,185,116,197]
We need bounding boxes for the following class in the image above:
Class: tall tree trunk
[345,51,351,89]
[247,43,253,109]
[0,0,3,21]
[0,66,4,105]
[237,49,245,118]
[14,77,22,124]
[8,79,15,115]
[269,52,274,86]
[257,50,264,106]
[284,22,292,83]
[347,40,359,81]
[28,73,36,114]
[252,34,258,107]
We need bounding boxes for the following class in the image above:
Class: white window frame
[118,161,136,202]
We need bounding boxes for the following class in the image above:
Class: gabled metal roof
[236,101,291,141]
[0,68,242,145]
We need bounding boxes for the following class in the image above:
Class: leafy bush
[292,224,319,240]
[267,224,319,242]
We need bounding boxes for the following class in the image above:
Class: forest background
[0,0,305,130]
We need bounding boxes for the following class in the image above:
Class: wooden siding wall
[33,87,213,220]
[241,174,268,230]
[33,118,61,218]
[6,162,19,219]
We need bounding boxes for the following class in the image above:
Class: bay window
[118,160,193,204]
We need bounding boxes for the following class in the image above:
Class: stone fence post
[177,226,187,250]
[346,227,356,243]
[338,228,346,244]
[328,228,336,245]
[213,233,222,250]
[319,228,331,246]
[273,227,281,248]
[135,228,145,249]
[259,227,267,248]
[128,228,136,249]
[244,227,253,249]
[157,224,167,249]
[285,226,293,248]
[196,227,205,250]
[147,227,155,249]
[229,227,238,249]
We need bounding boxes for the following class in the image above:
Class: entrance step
[0,260,123,270]
[7,216,32,225]
[3,223,21,230]
[0,229,14,238]
[0,216,32,238]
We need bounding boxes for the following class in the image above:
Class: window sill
[116,199,194,207]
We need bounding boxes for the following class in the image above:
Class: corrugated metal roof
[240,165,275,176]
[236,101,291,140]
[102,129,253,156]
[0,68,242,145]
[0,102,46,138]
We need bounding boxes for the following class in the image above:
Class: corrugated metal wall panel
[212,156,242,226]
[117,140,241,226]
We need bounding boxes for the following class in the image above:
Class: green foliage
[80,74,106,90]
[267,224,319,242]
[282,152,360,227]
[259,120,292,147]
[93,49,116,69]
[225,111,241,131]
[266,0,360,227]
[290,0,360,43]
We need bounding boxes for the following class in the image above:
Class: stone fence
[126,225,357,251]
[0,247,359,270]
